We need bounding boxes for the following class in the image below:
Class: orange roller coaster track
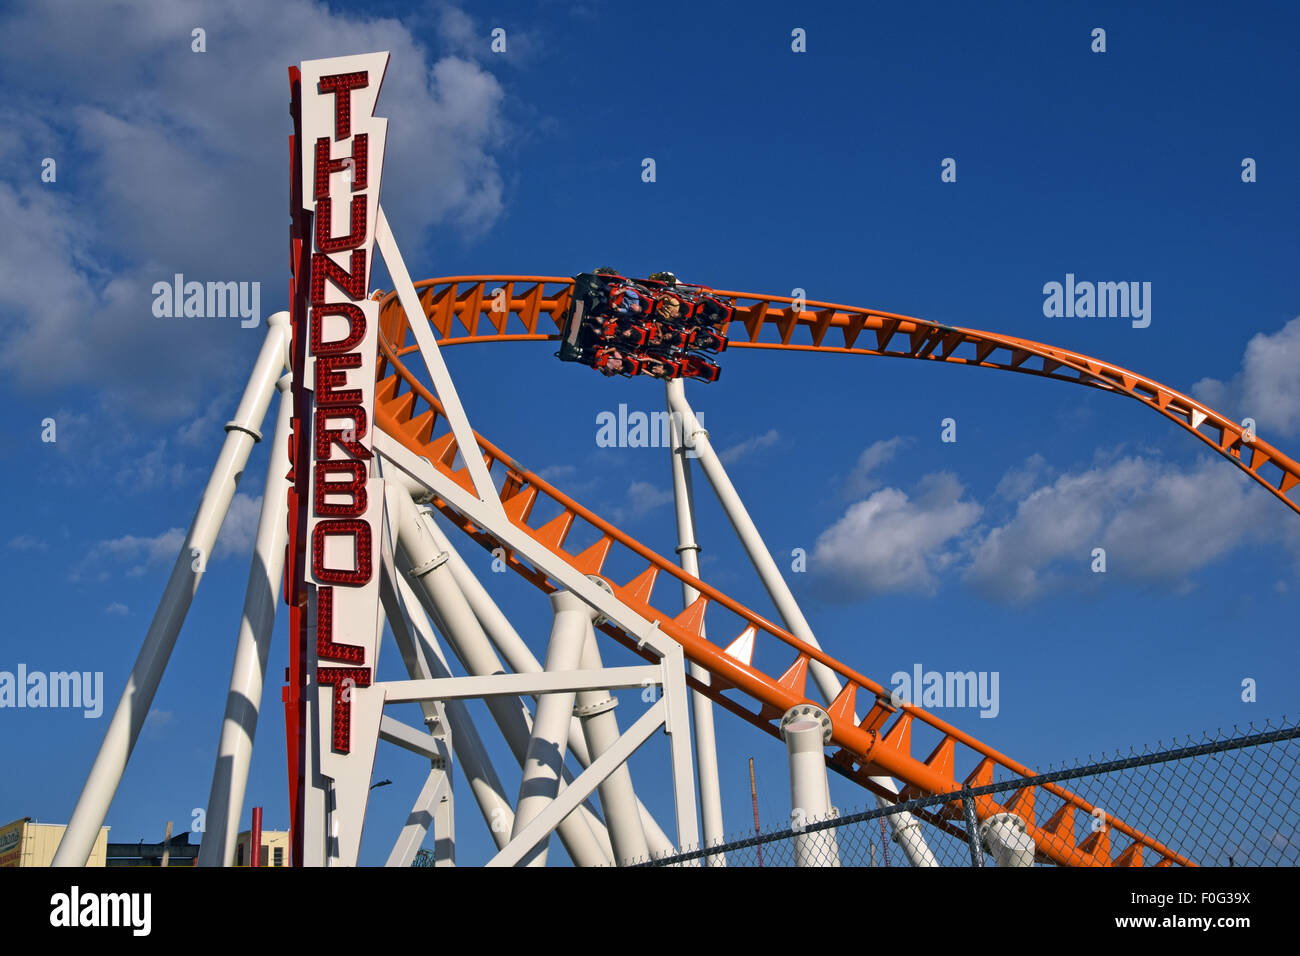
[372,277,1300,868]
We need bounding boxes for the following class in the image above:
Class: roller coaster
[50,52,1300,868]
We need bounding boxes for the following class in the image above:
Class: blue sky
[1,0,1297,865]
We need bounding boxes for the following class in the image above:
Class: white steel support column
[782,707,841,867]
[574,628,650,865]
[54,312,290,867]
[389,489,611,866]
[434,777,455,865]
[381,558,516,851]
[979,813,1036,867]
[374,208,502,516]
[666,380,726,865]
[664,388,938,868]
[386,766,451,868]
[199,370,294,867]
[511,591,590,866]
[415,510,674,857]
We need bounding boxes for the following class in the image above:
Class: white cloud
[215,492,263,558]
[0,0,509,417]
[75,491,261,578]
[1193,317,1300,438]
[609,481,674,524]
[7,534,47,552]
[994,453,1051,500]
[843,437,908,497]
[537,464,577,483]
[115,439,194,490]
[804,445,1300,605]
[965,454,1274,602]
[144,709,174,735]
[811,472,981,600]
[104,602,129,616]
[718,429,780,465]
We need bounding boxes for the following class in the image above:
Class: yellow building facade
[0,818,108,867]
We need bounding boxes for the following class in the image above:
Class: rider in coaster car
[654,292,686,324]
[593,346,639,377]
[635,349,681,380]
[601,317,651,348]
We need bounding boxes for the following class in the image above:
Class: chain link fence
[638,715,1300,867]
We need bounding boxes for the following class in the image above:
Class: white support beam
[379,715,447,760]
[375,667,661,702]
[659,641,701,859]
[666,380,725,865]
[664,387,938,868]
[199,371,294,867]
[376,435,676,660]
[388,486,612,866]
[415,511,675,857]
[386,768,451,868]
[488,698,667,868]
[54,313,291,867]
[375,207,503,515]
[510,590,591,867]
[382,561,516,849]
[574,625,650,865]
[783,708,842,867]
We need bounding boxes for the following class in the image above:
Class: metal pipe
[390,490,611,866]
[250,806,263,868]
[54,312,290,867]
[782,707,841,867]
[511,590,590,866]
[413,507,674,857]
[199,372,293,867]
[384,560,516,851]
[664,388,939,868]
[666,381,726,865]
[574,628,650,865]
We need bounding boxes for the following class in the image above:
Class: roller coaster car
[559,272,729,382]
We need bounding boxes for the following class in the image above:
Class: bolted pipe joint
[979,812,1037,868]
[408,550,450,579]
[780,704,833,745]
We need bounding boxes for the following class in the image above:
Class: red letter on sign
[315,587,366,664]
[311,303,366,355]
[314,460,367,517]
[317,666,372,753]
[315,353,363,407]
[314,134,368,200]
[311,250,367,303]
[315,196,367,253]
[312,519,372,585]
[318,71,369,140]
[315,406,372,460]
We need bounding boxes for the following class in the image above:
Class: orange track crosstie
[371,277,1300,867]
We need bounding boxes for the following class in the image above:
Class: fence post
[960,788,985,867]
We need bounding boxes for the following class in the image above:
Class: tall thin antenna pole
[748,757,763,868]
